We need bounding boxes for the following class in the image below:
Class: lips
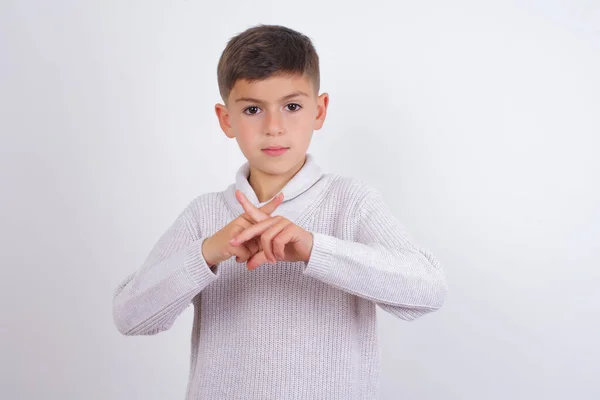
[262,146,289,150]
[261,147,289,156]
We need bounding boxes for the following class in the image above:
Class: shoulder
[180,190,227,222]
[325,173,379,200]
[186,191,222,208]
[321,173,381,212]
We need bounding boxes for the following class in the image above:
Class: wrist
[201,236,218,267]
[304,232,315,263]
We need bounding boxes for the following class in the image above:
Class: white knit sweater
[112,153,448,400]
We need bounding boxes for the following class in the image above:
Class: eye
[243,106,261,115]
[286,103,302,112]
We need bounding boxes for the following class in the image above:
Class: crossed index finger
[236,189,283,224]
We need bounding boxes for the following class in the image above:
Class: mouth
[262,146,289,150]
[261,146,290,156]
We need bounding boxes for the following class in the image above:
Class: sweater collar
[224,153,325,218]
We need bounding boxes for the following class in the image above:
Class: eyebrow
[234,91,310,104]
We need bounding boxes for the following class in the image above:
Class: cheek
[232,117,257,140]
[291,112,315,131]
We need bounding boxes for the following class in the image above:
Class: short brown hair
[217,24,320,104]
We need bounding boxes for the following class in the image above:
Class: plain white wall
[1,1,599,399]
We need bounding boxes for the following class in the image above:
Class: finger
[247,250,271,270]
[239,192,283,227]
[247,238,260,254]
[259,218,291,264]
[272,224,296,261]
[259,192,284,215]
[230,216,282,247]
[232,242,253,263]
[236,190,262,223]
[236,190,283,224]
[239,193,283,224]
[236,238,259,263]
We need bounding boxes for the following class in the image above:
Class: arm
[303,188,447,321]
[112,200,219,335]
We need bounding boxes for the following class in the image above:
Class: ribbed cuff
[184,236,220,287]
[303,232,336,280]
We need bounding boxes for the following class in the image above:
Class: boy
[113,24,447,400]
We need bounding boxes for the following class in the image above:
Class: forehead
[230,73,314,103]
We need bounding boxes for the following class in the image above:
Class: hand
[229,190,314,270]
[201,191,284,267]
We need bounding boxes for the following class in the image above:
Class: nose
[264,110,284,136]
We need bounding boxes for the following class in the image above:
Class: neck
[248,155,307,203]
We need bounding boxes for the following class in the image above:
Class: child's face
[215,73,328,176]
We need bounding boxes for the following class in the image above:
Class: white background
[1,1,599,399]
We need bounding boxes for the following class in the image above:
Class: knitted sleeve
[112,199,219,335]
[303,188,447,321]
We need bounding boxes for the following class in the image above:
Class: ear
[313,92,329,130]
[215,103,235,138]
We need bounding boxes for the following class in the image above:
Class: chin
[256,152,298,171]
[258,161,291,175]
